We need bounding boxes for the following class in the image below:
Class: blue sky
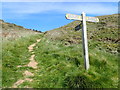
[1,2,118,32]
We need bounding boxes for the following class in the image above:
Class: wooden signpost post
[65,12,99,70]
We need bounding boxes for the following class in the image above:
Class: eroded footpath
[12,39,41,88]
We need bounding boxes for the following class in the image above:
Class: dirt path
[12,39,41,88]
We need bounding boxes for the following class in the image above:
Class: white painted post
[81,12,89,70]
[66,12,99,70]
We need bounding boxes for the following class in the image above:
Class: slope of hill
[2,14,119,88]
[34,14,118,88]
[45,14,119,54]
[2,20,43,88]
[1,19,42,41]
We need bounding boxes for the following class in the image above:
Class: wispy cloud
[2,2,118,19]
[3,3,56,14]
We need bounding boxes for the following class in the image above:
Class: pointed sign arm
[65,13,99,22]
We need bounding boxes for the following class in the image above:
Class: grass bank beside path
[2,34,43,87]
[2,34,118,88]
[28,38,118,88]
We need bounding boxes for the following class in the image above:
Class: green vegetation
[45,14,118,54]
[2,14,119,88]
[22,37,117,88]
[1,19,41,41]
[2,34,43,87]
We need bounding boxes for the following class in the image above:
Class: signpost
[65,12,99,70]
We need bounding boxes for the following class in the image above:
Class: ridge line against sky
[1,2,118,32]
[1,0,120,2]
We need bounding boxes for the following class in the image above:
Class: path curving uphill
[12,39,41,88]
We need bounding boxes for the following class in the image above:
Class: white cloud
[61,3,118,15]
[1,0,120,2]
[3,2,118,14]
[2,2,118,19]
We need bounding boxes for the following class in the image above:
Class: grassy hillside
[1,19,41,41]
[35,14,118,88]
[2,34,43,87]
[45,14,119,54]
[2,14,119,88]
[31,37,118,88]
[1,20,42,88]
